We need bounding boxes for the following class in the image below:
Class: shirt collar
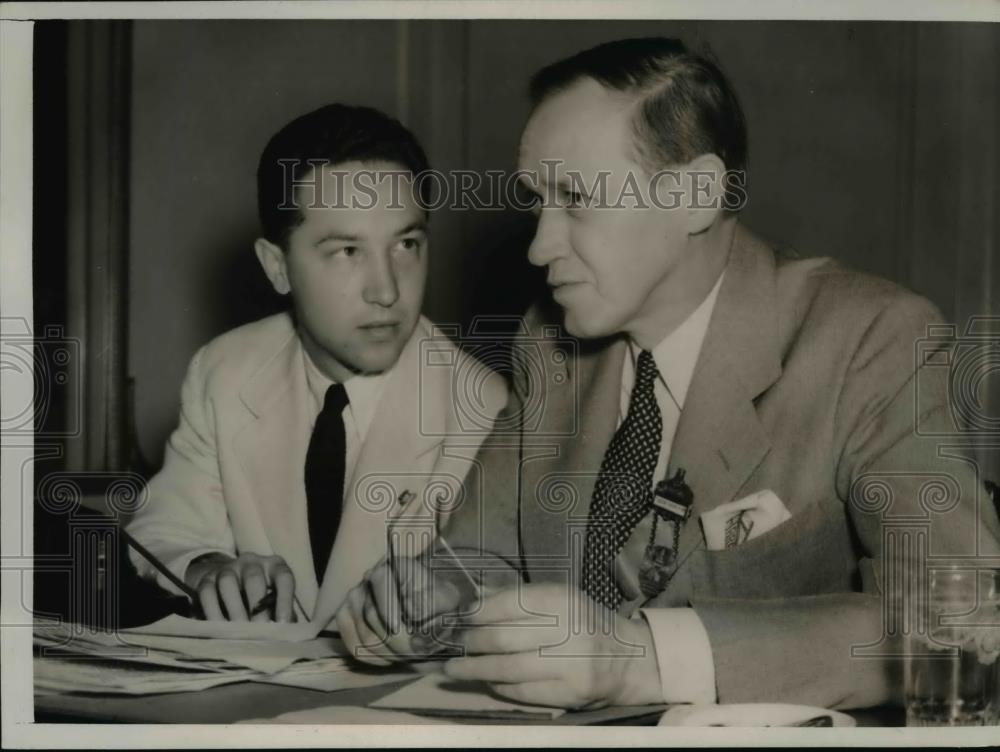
[626,270,725,410]
[302,343,390,441]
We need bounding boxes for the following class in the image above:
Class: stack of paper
[33,616,414,696]
[33,654,261,696]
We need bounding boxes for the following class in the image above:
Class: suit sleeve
[126,346,235,595]
[691,295,1000,709]
[440,315,543,567]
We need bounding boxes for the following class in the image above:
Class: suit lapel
[311,318,445,622]
[232,319,320,614]
[520,225,784,585]
[671,225,783,568]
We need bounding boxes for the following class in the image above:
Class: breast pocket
[689,499,852,599]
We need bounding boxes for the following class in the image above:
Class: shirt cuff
[640,607,718,704]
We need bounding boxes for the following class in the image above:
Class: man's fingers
[368,563,403,635]
[271,563,295,623]
[459,623,555,655]
[241,562,269,622]
[197,578,225,621]
[462,587,548,625]
[443,652,557,684]
[462,584,581,626]
[396,556,437,624]
[335,598,363,661]
[396,559,470,626]
[488,679,578,709]
[430,578,463,617]
[216,570,248,622]
[361,593,391,645]
[364,599,413,659]
[343,585,391,666]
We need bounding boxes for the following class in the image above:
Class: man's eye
[564,190,584,207]
[396,237,422,253]
[332,246,358,258]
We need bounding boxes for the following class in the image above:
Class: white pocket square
[700,489,792,551]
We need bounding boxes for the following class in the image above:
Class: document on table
[370,672,567,720]
[117,631,345,674]
[240,705,454,724]
[255,662,415,692]
[35,617,337,673]
[34,655,261,696]
[33,617,413,695]
[127,613,325,642]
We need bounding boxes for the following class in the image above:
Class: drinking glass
[904,567,1000,726]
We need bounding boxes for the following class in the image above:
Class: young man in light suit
[336,39,1000,709]
[127,104,507,626]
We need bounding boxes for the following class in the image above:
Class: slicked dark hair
[529,37,747,211]
[257,103,431,248]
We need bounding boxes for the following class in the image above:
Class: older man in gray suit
[336,38,1000,711]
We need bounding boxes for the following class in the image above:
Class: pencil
[120,528,204,617]
[249,587,277,617]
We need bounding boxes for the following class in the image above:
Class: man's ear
[684,153,727,236]
[254,237,291,295]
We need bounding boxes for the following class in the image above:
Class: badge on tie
[651,468,694,523]
[638,468,694,598]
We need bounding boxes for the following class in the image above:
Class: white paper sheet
[239,705,454,724]
[34,618,413,696]
[34,655,259,695]
[370,672,567,719]
[125,614,324,642]
[35,618,342,674]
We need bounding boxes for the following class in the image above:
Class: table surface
[31,508,909,727]
[34,675,904,726]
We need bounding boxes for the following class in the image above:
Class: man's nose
[363,251,400,308]
[526,208,566,269]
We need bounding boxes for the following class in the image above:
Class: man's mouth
[359,321,401,340]
[548,276,585,289]
[550,279,586,297]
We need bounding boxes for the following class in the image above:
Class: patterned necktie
[305,383,349,582]
[583,349,663,610]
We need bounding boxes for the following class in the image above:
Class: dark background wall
[124,20,999,469]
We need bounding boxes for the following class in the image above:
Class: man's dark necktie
[582,349,663,610]
[305,383,349,582]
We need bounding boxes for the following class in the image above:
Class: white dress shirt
[302,345,390,500]
[617,272,724,705]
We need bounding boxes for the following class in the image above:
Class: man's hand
[442,583,663,710]
[185,552,295,623]
[335,548,518,665]
[335,555,466,665]
[335,558,409,666]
